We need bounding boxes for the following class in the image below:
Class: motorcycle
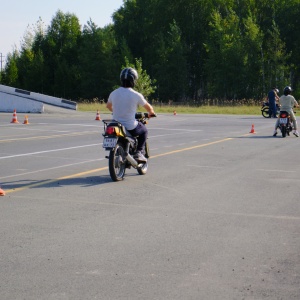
[278,111,293,137]
[102,112,156,181]
[261,101,280,118]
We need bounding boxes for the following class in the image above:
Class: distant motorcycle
[261,102,280,118]
[278,111,293,137]
[102,112,156,181]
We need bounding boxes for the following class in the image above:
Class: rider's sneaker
[273,130,277,137]
[293,131,299,137]
[134,151,147,162]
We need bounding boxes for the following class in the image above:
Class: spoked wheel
[109,143,126,181]
[137,141,149,175]
[261,107,270,118]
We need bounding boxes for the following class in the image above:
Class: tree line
[1,0,300,103]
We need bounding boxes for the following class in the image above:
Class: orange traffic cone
[95,110,101,121]
[23,115,29,124]
[0,187,5,196]
[249,124,256,133]
[11,109,19,123]
[173,110,177,116]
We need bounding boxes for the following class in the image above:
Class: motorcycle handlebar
[135,112,157,119]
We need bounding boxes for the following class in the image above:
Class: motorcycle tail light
[106,126,123,136]
[281,113,287,118]
[106,127,115,135]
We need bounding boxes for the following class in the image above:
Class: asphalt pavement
[0,109,299,299]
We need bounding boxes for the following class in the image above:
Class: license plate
[280,118,287,124]
[103,138,117,148]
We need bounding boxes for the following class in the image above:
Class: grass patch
[78,102,262,115]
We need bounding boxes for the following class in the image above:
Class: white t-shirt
[107,87,147,130]
[279,95,298,112]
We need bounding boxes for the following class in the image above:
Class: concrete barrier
[0,84,77,113]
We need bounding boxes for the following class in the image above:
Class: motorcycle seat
[108,121,135,138]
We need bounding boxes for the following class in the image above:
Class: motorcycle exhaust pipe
[125,153,139,168]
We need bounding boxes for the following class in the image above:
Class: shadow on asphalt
[236,135,275,139]
[237,134,296,139]
[2,175,118,191]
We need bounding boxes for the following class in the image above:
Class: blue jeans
[128,122,148,152]
[269,101,277,118]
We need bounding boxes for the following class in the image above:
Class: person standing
[266,87,280,118]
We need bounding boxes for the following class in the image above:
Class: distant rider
[266,87,279,118]
[273,86,299,137]
[106,67,156,162]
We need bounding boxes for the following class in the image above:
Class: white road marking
[151,127,203,132]
[0,158,105,180]
[0,143,102,160]
[256,169,296,173]
[187,165,223,168]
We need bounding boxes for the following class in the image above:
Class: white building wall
[0,84,77,113]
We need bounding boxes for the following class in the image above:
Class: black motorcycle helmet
[283,86,292,96]
[120,67,138,88]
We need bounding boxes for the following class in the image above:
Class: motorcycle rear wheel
[109,143,126,181]
[281,126,287,137]
[261,107,270,118]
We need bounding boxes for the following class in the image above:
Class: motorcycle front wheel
[261,107,270,118]
[109,143,126,181]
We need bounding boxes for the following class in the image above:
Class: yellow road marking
[151,137,233,158]
[5,167,109,194]
[4,137,233,194]
[0,131,98,143]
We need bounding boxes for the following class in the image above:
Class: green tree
[276,0,300,97]
[78,21,120,100]
[205,10,246,99]
[3,52,19,86]
[263,21,289,93]
[2,0,300,102]
[241,14,264,98]
[41,10,82,98]
[153,20,187,102]
[122,57,156,99]
[113,0,212,102]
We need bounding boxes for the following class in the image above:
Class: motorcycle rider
[266,87,279,118]
[106,67,156,162]
[273,86,299,137]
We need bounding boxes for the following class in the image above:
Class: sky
[0,0,124,65]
